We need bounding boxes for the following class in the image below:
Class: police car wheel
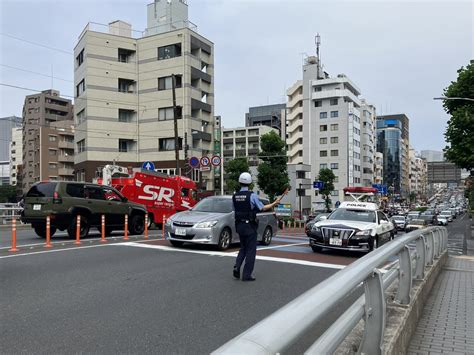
[369,236,378,251]
[311,245,322,253]
[217,228,232,251]
[260,227,272,246]
[170,240,184,247]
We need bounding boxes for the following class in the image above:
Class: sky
[0,0,472,152]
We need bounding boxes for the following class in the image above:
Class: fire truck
[97,165,198,227]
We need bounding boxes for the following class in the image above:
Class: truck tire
[129,213,145,235]
[33,224,57,238]
[67,215,90,239]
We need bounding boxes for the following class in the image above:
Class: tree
[443,61,474,170]
[224,157,250,193]
[317,168,336,212]
[257,131,289,202]
[0,185,17,203]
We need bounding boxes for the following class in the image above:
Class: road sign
[335,201,341,208]
[372,184,388,195]
[189,156,200,168]
[211,155,221,167]
[275,203,292,217]
[200,156,210,167]
[313,181,324,189]
[200,166,211,172]
[142,161,155,171]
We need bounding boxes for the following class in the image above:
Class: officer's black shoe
[233,268,240,279]
[242,276,256,282]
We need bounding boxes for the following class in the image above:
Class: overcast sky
[0,0,472,152]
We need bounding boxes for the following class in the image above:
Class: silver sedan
[164,195,278,250]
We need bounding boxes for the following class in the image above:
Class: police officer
[232,172,286,281]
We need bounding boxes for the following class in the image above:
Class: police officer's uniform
[232,186,264,281]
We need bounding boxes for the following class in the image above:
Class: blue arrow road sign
[142,161,155,171]
[313,181,324,189]
[372,184,388,195]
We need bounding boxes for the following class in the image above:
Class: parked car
[21,181,147,238]
[164,195,278,250]
[391,215,407,231]
[405,219,428,232]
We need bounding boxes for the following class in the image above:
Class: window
[158,43,182,60]
[76,49,84,67]
[314,86,322,92]
[331,190,339,197]
[330,98,338,105]
[76,79,85,97]
[320,137,327,144]
[118,48,135,63]
[159,137,183,151]
[158,75,182,91]
[330,150,339,157]
[354,140,361,147]
[49,163,57,169]
[76,109,86,125]
[48,149,57,156]
[330,111,339,118]
[181,188,190,197]
[354,127,360,135]
[159,106,182,121]
[354,165,361,171]
[48,135,57,142]
[77,139,85,153]
[118,79,135,93]
[320,163,327,169]
[330,163,339,169]
[354,152,361,159]
[320,112,327,119]
[314,100,322,107]
[85,186,105,200]
[320,150,327,157]
[118,109,135,122]
[330,137,338,144]
[330,124,338,131]
[118,139,133,153]
[296,171,306,179]
[320,125,327,132]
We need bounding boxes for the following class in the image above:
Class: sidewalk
[407,255,474,354]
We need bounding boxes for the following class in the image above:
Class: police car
[308,198,395,254]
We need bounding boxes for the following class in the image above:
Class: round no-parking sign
[200,156,210,167]
[189,156,200,168]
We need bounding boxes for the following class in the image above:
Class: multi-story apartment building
[9,127,23,186]
[360,99,377,187]
[286,81,303,164]
[0,116,22,161]
[420,150,444,162]
[21,90,74,193]
[409,148,427,199]
[376,114,410,199]
[245,104,286,139]
[0,162,9,186]
[374,152,384,185]
[222,125,277,195]
[73,0,215,192]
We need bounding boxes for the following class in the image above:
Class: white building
[409,148,428,198]
[360,99,377,187]
[74,0,215,192]
[286,81,303,164]
[374,152,384,185]
[9,127,22,186]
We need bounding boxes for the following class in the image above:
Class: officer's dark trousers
[234,222,258,279]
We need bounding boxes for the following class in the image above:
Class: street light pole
[433,96,474,102]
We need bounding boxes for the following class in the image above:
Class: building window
[330,111,339,118]
[76,109,85,125]
[314,86,322,92]
[296,171,306,179]
[354,165,361,171]
[158,43,182,60]
[330,124,338,131]
[354,140,361,147]
[320,125,327,132]
[158,106,182,121]
[48,149,57,156]
[118,79,135,93]
[330,98,338,105]
[118,48,135,63]
[331,190,339,196]
[314,100,322,107]
[330,150,338,157]
[354,152,361,159]
[48,135,57,142]
[159,137,183,151]
[158,75,182,91]
[118,139,132,152]
[49,163,57,169]
[354,127,360,135]
[76,49,84,67]
[320,137,327,144]
[76,79,85,97]
[118,109,135,122]
[330,137,338,144]
[320,112,327,119]
[330,163,339,169]
[77,139,85,153]
[320,150,327,157]
[320,163,327,169]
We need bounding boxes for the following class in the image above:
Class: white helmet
[238,172,252,184]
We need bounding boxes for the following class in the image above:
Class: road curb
[0,224,31,230]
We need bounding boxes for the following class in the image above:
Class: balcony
[311,89,361,107]
[58,141,74,149]
[58,155,74,163]
[58,167,74,176]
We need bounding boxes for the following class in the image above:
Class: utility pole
[171,74,180,175]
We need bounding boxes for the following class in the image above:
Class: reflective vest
[232,190,258,223]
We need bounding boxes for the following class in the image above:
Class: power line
[0,32,72,55]
[0,64,73,83]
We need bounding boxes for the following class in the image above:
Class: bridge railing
[0,206,23,225]
[213,226,448,355]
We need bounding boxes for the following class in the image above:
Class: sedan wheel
[217,228,231,251]
[260,227,272,246]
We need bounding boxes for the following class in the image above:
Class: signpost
[200,156,211,172]
[313,181,324,190]
[142,161,155,171]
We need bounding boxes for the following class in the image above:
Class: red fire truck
[97,165,198,227]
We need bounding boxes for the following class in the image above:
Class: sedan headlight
[311,225,321,233]
[166,219,172,226]
[194,221,218,228]
[355,229,372,236]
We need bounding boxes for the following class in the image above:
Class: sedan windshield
[328,209,376,223]
[392,216,405,221]
[192,198,233,213]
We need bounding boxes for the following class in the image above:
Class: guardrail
[0,206,23,225]
[213,226,448,355]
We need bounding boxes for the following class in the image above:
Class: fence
[213,226,448,355]
[0,205,23,225]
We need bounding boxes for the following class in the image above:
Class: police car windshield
[192,198,233,213]
[328,209,376,223]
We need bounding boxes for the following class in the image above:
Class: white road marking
[117,242,346,270]
[257,242,308,251]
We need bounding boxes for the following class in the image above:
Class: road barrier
[124,214,129,241]
[100,215,107,243]
[45,216,52,248]
[144,214,149,239]
[162,215,166,239]
[74,215,81,245]
[213,226,448,355]
[8,218,19,252]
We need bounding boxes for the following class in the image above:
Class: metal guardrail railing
[213,226,448,355]
[0,206,23,225]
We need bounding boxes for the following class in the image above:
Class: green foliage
[0,185,17,203]
[224,158,250,193]
[415,206,428,213]
[317,168,336,212]
[257,131,289,202]
[443,61,474,170]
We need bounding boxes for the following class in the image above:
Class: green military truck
[21,181,147,239]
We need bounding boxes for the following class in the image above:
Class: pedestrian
[232,172,287,281]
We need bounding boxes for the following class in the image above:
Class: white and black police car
[308,188,395,253]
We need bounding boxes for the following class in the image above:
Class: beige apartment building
[286,80,303,164]
[21,90,74,193]
[10,126,22,186]
[73,0,215,191]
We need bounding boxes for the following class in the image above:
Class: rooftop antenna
[315,33,321,79]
